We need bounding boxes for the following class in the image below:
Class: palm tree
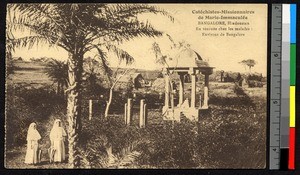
[45,59,68,96]
[7,4,173,168]
[6,35,17,77]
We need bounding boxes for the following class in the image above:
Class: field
[5,61,267,169]
[7,61,52,89]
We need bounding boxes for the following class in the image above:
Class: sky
[11,4,268,76]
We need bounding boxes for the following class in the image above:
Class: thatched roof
[118,73,143,83]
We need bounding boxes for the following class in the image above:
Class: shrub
[5,84,65,147]
[137,120,199,168]
[248,80,264,88]
[247,74,263,81]
[79,115,141,168]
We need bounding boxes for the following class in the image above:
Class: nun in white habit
[25,122,41,164]
[50,119,67,162]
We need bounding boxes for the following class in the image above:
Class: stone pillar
[89,100,93,120]
[164,74,170,109]
[124,103,127,124]
[205,74,209,87]
[203,86,209,109]
[191,74,196,108]
[126,98,132,125]
[178,74,184,106]
[139,99,145,128]
[199,94,202,108]
[171,89,174,109]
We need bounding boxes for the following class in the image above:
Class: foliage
[248,80,264,88]
[7,4,173,166]
[78,116,141,168]
[151,36,190,68]
[6,85,65,147]
[82,57,106,95]
[6,3,173,167]
[239,59,256,72]
[137,121,199,168]
[6,37,16,76]
[247,73,263,81]
[7,4,173,66]
[246,73,264,88]
[5,80,266,169]
[6,53,15,76]
[45,59,68,95]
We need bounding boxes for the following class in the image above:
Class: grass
[5,62,267,168]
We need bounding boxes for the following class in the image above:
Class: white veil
[50,119,66,141]
[26,123,41,141]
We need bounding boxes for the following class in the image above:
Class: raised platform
[162,106,203,122]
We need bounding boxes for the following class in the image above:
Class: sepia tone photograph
[5,3,267,169]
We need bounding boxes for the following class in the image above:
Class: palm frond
[105,4,174,22]
[84,4,174,44]
[106,44,134,65]
[45,59,68,86]
[7,35,51,50]
[7,4,71,51]
[106,19,164,43]
[106,150,141,168]
[92,45,113,79]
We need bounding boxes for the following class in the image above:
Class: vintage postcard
[5,3,267,169]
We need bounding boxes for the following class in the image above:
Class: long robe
[50,120,67,162]
[25,123,41,164]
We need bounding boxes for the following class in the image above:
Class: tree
[239,59,256,73]
[45,59,68,96]
[6,35,17,77]
[6,52,15,77]
[82,56,104,95]
[7,4,173,168]
[104,68,132,118]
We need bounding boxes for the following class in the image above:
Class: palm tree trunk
[66,52,83,168]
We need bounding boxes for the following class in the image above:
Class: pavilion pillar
[191,73,196,108]
[204,73,209,88]
[178,74,184,106]
[203,86,209,109]
[203,73,209,109]
[164,74,170,109]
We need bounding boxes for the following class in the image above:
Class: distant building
[132,73,145,89]
[118,73,145,89]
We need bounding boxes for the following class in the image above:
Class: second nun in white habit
[50,119,67,162]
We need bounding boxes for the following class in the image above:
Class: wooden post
[164,74,170,109]
[178,74,184,106]
[124,103,127,124]
[144,103,147,127]
[126,98,132,125]
[139,99,145,128]
[171,90,174,109]
[89,100,93,120]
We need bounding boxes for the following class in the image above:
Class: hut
[118,73,145,90]
[132,73,145,89]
